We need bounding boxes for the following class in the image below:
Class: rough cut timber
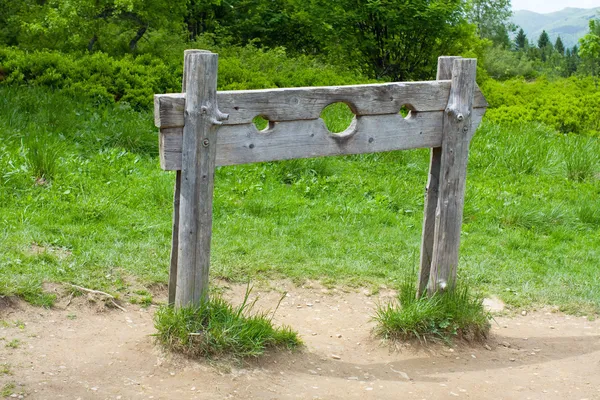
[155,82,487,171]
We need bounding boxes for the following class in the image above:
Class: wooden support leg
[417,56,460,297]
[175,50,228,308]
[168,171,181,305]
[427,58,477,295]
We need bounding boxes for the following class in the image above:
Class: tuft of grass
[0,363,11,375]
[5,339,20,349]
[1,382,16,397]
[578,202,600,226]
[130,294,153,307]
[23,135,63,182]
[374,279,491,343]
[154,287,301,359]
[562,137,599,182]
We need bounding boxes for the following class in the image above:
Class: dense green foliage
[467,0,514,47]
[1,87,598,313]
[482,76,600,135]
[0,0,486,82]
[579,19,600,81]
[154,288,301,358]
[0,45,365,109]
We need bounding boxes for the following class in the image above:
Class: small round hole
[253,115,272,131]
[320,102,355,135]
[399,104,416,120]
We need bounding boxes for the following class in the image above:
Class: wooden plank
[154,81,488,128]
[168,170,181,305]
[167,51,191,306]
[175,50,226,308]
[427,58,478,295]
[159,111,447,170]
[417,56,459,297]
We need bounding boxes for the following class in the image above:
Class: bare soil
[1,282,599,400]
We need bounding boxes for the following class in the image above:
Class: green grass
[0,363,11,375]
[153,287,301,358]
[1,383,16,397]
[0,86,599,314]
[5,339,20,349]
[374,279,491,343]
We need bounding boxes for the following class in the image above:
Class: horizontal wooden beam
[158,108,486,170]
[155,81,488,128]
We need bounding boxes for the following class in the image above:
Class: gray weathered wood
[427,58,478,295]
[168,170,181,305]
[158,111,451,170]
[417,56,460,297]
[167,51,202,305]
[175,50,227,308]
[158,107,486,171]
[154,81,488,128]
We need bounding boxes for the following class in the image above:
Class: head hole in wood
[320,102,357,137]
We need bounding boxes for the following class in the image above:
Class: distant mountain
[511,7,600,49]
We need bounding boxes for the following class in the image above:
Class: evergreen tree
[515,28,527,50]
[566,45,581,76]
[537,30,551,49]
[537,31,553,61]
[555,36,565,56]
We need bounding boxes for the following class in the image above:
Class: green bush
[482,76,600,135]
[482,46,538,80]
[0,44,367,110]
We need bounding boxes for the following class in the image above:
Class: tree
[537,30,553,61]
[555,36,565,56]
[579,19,600,85]
[14,0,189,54]
[537,30,551,49]
[302,0,475,81]
[467,0,514,46]
[515,28,527,51]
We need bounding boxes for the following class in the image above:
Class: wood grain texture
[154,81,488,128]
[417,56,460,297]
[168,170,181,305]
[175,50,226,308]
[427,58,478,295]
[159,110,455,169]
[158,108,486,170]
[167,50,201,305]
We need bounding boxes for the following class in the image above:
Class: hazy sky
[512,0,599,13]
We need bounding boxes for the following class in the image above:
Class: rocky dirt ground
[1,281,599,400]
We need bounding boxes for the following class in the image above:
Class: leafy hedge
[0,46,366,110]
[482,76,600,136]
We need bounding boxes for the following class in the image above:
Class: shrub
[0,44,367,110]
[482,76,600,135]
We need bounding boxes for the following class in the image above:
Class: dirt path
[1,282,599,400]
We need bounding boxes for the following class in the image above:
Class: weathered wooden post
[425,58,478,295]
[417,56,460,297]
[174,50,228,307]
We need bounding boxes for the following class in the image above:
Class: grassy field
[1,86,599,313]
